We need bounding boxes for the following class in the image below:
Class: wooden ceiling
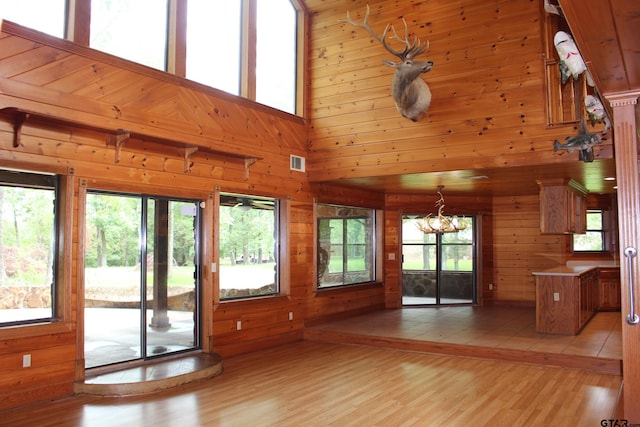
[300,0,639,197]
[559,0,640,96]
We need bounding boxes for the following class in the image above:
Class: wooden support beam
[12,111,29,148]
[184,146,198,172]
[110,129,130,163]
[244,157,258,181]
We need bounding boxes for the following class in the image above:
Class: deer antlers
[340,4,429,60]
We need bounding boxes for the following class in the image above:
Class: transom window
[317,204,376,288]
[90,0,169,70]
[0,0,66,38]
[1,0,301,115]
[573,209,605,252]
[0,170,59,327]
[186,0,298,113]
[219,194,280,300]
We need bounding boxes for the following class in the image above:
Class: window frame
[316,203,377,289]
[0,169,72,331]
[218,192,281,301]
[572,209,606,252]
[63,0,305,116]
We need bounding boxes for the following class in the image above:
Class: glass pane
[586,211,602,229]
[574,231,604,251]
[402,217,436,244]
[0,184,55,325]
[402,215,475,306]
[219,195,278,300]
[186,1,241,95]
[441,218,472,243]
[84,193,142,368]
[318,205,375,288]
[0,0,66,37]
[441,245,473,271]
[85,193,200,368]
[90,0,169,70]
[440,271,473,303]
[256,0,296,113]
[402,244,436,270]
[145,199,198,357]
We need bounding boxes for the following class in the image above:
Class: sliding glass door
[84,192,201,369]
[401,215,476,305]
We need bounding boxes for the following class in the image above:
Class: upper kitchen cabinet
[538,179,587,234]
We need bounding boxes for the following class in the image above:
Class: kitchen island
[532,266,599,335]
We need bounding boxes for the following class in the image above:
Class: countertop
[531,265,598,277]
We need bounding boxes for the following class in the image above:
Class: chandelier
[416,185,467,234]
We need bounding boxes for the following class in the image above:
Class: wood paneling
[0,19,386,410]
[492,195,565,303]
[304,0,615,195]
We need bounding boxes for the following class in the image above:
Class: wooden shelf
[1,106,262,179]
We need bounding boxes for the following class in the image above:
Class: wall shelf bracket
[110,129,130,163]
[184,146,198,172]
[12,111,29,148]
[244,157,258,181]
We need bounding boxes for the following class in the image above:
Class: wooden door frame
[607,90,640,421]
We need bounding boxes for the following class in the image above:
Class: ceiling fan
[232,197,275,211]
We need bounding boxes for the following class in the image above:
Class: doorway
[401,215,476,305]
[84,192,201,369]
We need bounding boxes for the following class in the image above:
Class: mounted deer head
[341,5,433,122]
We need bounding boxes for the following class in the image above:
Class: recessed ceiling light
[604,177,616,181]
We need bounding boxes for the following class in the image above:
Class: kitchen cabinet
[537,179,587,234]
[598,268,621,311]
[533,266,598,334]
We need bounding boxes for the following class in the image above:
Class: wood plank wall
[303,0,615,306]
[492,195,566,304]
[0,22,387,411]
[305,0,578,182]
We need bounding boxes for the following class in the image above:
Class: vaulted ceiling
[300,0,639,197]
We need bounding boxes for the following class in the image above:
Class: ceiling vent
[290,155,306,172]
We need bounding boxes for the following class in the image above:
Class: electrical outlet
[289,311,293,321]
[236,320,242,330]
[22,354,31,368]
[553,292,560,301]
[489,283,494,290]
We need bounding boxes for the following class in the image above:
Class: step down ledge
[74,353,223,396]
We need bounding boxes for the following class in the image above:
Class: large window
[317,204,375,288]
[219,194,279,300]
[0,170,58,326]
[3,0,301,115]
[573,209,605,251]
[255,0,297,113]
[0,0,66,37]
[186,0,298,113]
[186,1,242,95]
[90,0,169,70]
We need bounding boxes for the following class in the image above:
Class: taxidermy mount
[341,5,433,122]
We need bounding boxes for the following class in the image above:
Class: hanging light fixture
[416,185,467,234]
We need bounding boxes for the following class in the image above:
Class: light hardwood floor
[1,306,622,426]
[305,305,623,374]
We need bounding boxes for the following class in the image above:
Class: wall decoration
[584,94,611,135]
[341,5,433,122]
[553,117,602,162]
[553,31,588,84]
